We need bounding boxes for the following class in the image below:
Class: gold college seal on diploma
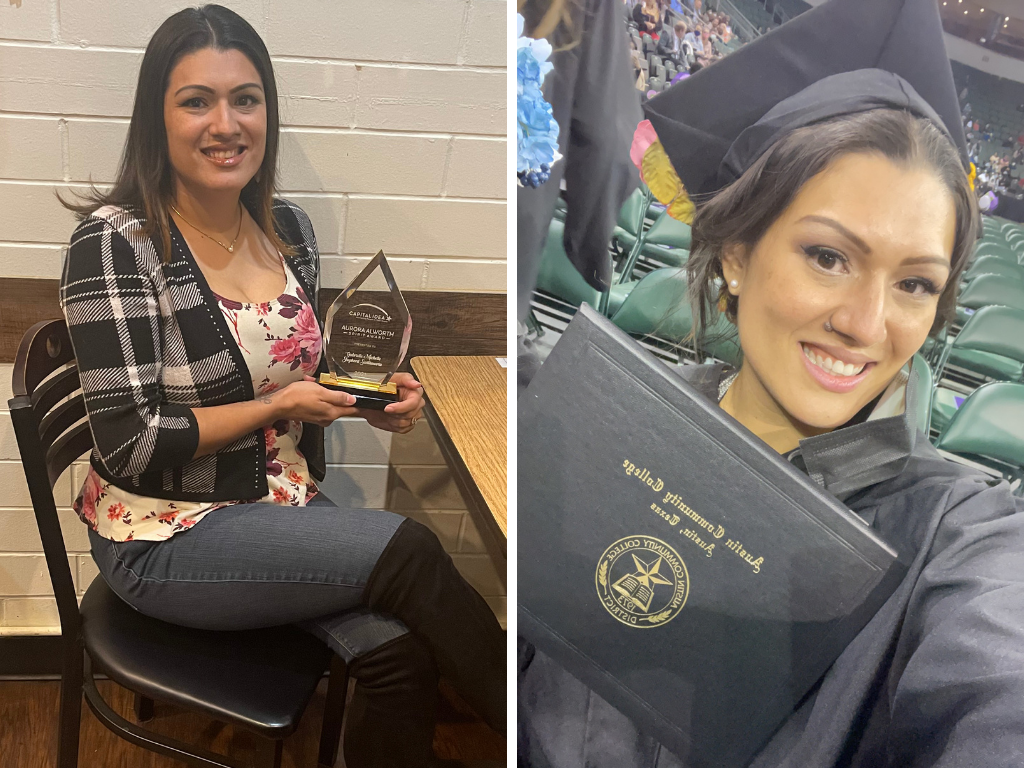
[596,536,689,628]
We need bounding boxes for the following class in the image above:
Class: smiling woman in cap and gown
[517,0,1024,765]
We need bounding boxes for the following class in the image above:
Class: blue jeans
[88,494,505,766]
[88,493,402,632]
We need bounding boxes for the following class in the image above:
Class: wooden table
[410,356,507,567]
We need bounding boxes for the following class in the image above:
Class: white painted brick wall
[447,137,507,199]
[0,0,507,287]
[265,0,467,64]
[462,0,508,67]
[0,116,64,180]
[346,197,506,258]
[0,0,506,633]
[0,243,65,279]
[278,129,450,196]
[0,46,144,116]
[65,119,130,184]
[0,182,81,244]
[60,0,267,46]
[0,0,53,43]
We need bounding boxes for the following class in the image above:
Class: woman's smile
[799,342,875,393]
[200,143,248,165]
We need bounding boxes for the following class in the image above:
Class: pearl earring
[729,280,738,288]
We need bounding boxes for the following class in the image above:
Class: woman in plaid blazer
[58,6,504,766]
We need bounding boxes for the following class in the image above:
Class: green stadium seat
[912,353,933,435]
[698,310,742,367]
[535,219,605,311]
[607,281,637,317]
[930,305,1024,437]
[981,218,1005,238]
[930,387,961,438]
[919,334,940,364]
[621,209,692,282]
[955,274,1024,327]
[969,251,1021,269]
[963,255,1024,285]
[612,187,652,256]
[938,305,1024,377]
[644,210,692,250]
[610,268,691,342]
[971,244,1021,263]
[641,212,692,268]
[643,247,689,269]
[552,196,567,221]
[946,347,1023,382]
[934,382,1024,489]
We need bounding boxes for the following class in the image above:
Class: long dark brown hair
[59,4,294,261]
[687,109,979,347]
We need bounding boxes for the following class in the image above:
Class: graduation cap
[644,0,967,197]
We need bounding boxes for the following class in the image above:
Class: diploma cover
[518,304,907,767]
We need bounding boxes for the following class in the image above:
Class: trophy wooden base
[318,374,398,411]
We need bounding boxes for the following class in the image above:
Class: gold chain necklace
[170,202,244,253]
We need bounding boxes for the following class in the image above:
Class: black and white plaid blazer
[59,199,328,502]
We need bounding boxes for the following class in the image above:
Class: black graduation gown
[519,361,1024,767]
[516,0,642,322]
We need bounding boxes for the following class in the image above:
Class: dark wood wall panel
[319,289,507,361]
[0,279,506,363]
[0,279,62,363]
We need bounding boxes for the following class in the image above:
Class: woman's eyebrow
[900,255,951,270]
[174,82,264,97]
[799,215,949,269]
[797,215,871,253]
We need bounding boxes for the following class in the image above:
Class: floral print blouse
[73,259,322,542]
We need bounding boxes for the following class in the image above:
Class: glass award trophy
[319,251,412,410]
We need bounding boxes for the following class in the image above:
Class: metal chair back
[8,319,348,768]
[9,319,90,640]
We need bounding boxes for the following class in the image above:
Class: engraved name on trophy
[319,251,412,410]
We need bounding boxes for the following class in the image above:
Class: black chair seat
[80,578,331,739]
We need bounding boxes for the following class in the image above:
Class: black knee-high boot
[363,518,506,735]
[345,632,440,768]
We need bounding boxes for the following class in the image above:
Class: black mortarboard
[644,0,967,196]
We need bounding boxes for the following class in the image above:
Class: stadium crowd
[625,0,740,96]
[965,111,1024,194]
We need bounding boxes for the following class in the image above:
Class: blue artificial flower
[517,43,553,85]
[517,47,541,93]
[517,92,559,173]
[516,14,560,185]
